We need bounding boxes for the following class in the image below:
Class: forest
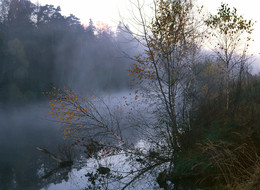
[0,0,137,104]
[0,0,259,189]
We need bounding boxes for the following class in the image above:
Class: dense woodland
[0,0,137,104]
[0,0,259,189]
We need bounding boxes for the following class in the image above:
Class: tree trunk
[226,66,230,111]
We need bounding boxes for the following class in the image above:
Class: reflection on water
[0,92,153,189]
[0,103,64,190]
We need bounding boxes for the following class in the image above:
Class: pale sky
[33,0,130,28]
[33,0,260,72]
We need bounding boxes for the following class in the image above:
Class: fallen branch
[37,147,64,163]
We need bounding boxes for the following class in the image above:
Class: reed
[196,132,260,189]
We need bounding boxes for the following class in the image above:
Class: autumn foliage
[43,1,259,189]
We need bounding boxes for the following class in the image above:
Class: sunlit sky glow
[33,0,260,73]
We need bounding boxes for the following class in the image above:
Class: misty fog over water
[0,91,152,189]
[0,0,144,188]
[0,103,63,189]
[1,0,260,189]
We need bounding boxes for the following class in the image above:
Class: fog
[1,0,260,189]
[0,0,144,188]
[0,103,64,189]
[0,94,152,189]
[0,0,141,103]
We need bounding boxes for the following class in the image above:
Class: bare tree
[44,0,205,189]
[126,0,204,172]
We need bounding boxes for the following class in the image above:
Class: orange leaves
[50,104,55,111]
[128,53,157,86]
[45,86,84,139]
[46,86,117,140]
[128,2,193,87]
[131,64,144,74]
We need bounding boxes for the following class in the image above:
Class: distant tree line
[0,0,137,103]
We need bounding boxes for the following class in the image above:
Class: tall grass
[188,77,260,189]
[195,131,259,189]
